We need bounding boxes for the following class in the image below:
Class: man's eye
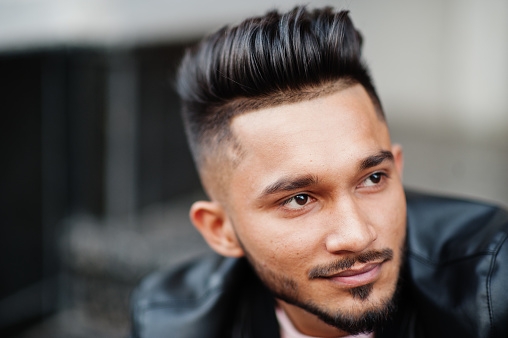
[281,194,312,210]
[362,172,386,187]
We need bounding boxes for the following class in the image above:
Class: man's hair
[177,6,384,195]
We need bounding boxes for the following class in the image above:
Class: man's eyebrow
[359,150,394,171]
[257,151,392,199]
[260,175,318,198]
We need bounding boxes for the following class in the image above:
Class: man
[131,7,508,338]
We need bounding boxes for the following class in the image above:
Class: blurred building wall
[1,0,505,204]
[346,0,508,205]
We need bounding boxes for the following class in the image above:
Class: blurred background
[1,0,507,337]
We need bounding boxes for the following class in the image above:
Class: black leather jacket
[130,191,508,338]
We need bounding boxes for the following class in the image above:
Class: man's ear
[391,144,404,179]
[189,201,244,257]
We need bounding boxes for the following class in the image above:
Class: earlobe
[391,144,404,179]
[189,201,244,257]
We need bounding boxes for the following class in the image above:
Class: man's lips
[307,248,394,287]
[324,262,383,286]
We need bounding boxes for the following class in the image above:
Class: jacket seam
[407,250,497,267]
[138,285,225,312]
[486,231,508,338]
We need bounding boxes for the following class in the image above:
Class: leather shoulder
[130,255,245,338]
[405,191,508,337]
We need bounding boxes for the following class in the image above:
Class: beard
[241,245,403,335]
[274,281,398,335]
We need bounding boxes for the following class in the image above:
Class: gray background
[1,1,507,337]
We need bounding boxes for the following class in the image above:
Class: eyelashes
[278,171,389,213]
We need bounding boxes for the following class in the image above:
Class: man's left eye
[362,173,385,187]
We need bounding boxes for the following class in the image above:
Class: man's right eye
[281,194,313,210]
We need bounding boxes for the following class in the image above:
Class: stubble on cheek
[236,236,301,303]
[249,253,300,302]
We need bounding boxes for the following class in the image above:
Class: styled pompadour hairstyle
[177,6,383,181]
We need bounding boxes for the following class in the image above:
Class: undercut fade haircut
[177,6,384,195]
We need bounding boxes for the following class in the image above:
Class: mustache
[308,248,393,279]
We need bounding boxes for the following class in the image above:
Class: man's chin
[275,281,400,335]
[349,282,375,301]
[300,294,397,335]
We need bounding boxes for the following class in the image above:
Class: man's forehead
[203,84,389,203]
[230,84,385,148]
[225,85,391,193]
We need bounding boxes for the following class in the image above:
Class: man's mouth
[327,262,383,286]
[307,248,394,284]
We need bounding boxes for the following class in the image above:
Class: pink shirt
[275,306,375,338]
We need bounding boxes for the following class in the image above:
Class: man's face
[223,84,406,336]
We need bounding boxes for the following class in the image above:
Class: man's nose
[324,196,377,254]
